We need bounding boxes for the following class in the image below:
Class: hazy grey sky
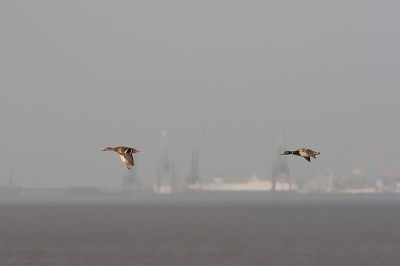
[1,1,399,188]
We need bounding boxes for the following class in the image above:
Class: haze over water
[1,1,399,189]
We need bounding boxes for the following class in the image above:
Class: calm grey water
[0,193,399,266]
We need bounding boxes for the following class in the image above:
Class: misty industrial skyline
[1,1,399,188]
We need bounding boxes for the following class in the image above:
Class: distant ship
[152,182,172,195]
[187,173,295,192]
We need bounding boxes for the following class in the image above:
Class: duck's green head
[280,151,292,155]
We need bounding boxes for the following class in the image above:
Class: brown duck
[102,146,140,169]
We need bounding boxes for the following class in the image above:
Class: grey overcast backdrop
[1,1,399,189]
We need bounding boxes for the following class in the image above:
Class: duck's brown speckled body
[102,146,140,169]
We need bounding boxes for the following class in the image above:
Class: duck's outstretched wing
[304,149,318,159]
[303,157,311,162]
[119,153,134,169]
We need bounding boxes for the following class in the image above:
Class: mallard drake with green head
[102,146,140,169]
[280,148,320,162]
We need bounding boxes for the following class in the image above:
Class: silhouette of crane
[339,136,399,189]
[187,148,200,185]
[156,130,176,193]
[271,132,291,191]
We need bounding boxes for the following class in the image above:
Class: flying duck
[280,148,320,162]
[102,146,140,169]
